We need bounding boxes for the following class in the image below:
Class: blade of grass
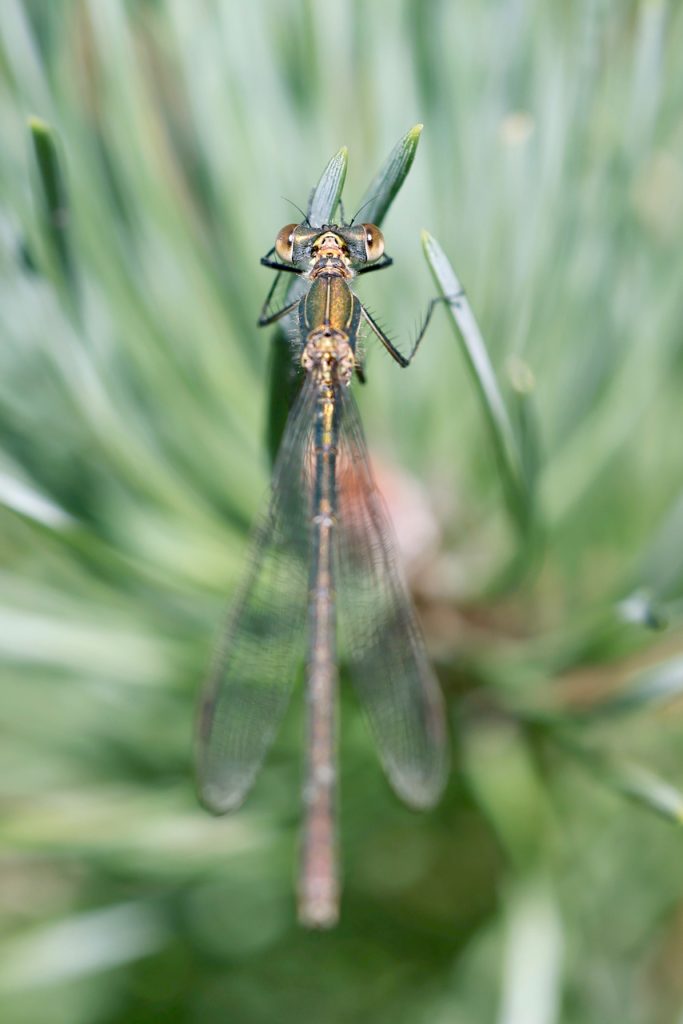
[556,735,683,825]
[0,903,166,992]
[497,880,563,1024]
[577,653,683,721]
[422,231,534,541]
[356,123,423,228]
[506,355,541,503]
[608,762,683,823]
[28,117,79,314]
[463,722,551,869]
[308,146,348,227]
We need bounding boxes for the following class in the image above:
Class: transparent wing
[196,378,318,813]
[335,387,448,808]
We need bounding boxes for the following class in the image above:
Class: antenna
[281,196,311,226]
[350,194,379,225]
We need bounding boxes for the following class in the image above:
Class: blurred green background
[2,1,683,1021]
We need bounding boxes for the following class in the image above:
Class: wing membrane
[196,378,317,812]
[335,388,448,808]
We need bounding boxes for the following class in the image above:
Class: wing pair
[196,376,448,813]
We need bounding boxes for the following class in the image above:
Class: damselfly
[196,203,451,928]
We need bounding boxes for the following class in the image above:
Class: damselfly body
[197,202,450,928]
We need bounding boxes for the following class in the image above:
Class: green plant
[1,3,683,1023]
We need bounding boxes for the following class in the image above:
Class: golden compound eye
[275,223,297,262]
[363,224,384,262]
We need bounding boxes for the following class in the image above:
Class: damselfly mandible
[196,202,452,928]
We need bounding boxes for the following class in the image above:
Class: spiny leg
[360,291,465,368]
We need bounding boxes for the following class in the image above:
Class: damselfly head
[274,221,385,269]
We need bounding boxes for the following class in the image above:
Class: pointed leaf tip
[28,115,49,134]
[422,231,531,536]
[307,147,348,227]
[357,125,424,228]
[28,116,79,306]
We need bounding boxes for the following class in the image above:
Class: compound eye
[363,224,385,262]
[275,223,298,262]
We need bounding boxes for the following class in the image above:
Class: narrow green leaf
[422,231,531,535]
[463,722,550,869]
[636,489,683,600]
[0,903,166,992]
[583,653,683,719]
[28,116,79,308]
[553,734,683,825]
[608,762,683,823]
[308,146,348,227]
[506,355,541,500]
[357,123,423,229]
[497,881,563,1024]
